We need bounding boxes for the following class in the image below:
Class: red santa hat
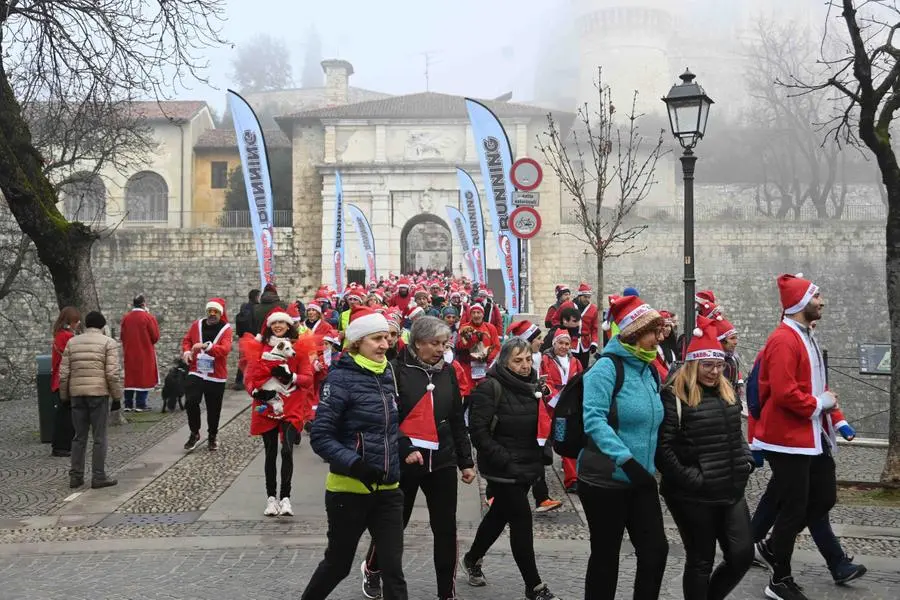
[685,316,727,362]
[397,277,411,289]
[607,295,661,339]
[695,290,717,306]
[508,319,541,342]
[205,298,228,322]
[698,301,724,319]
[344,285,364,302]
[413,286,430,299]
[714,317,737,341]
[477,287,489,298]
[407,305,426,321]
[553,328,571,343]
[385,309,404,331]
[576,282,592,296]
[345,306,390,344]
[307,302,322,314]
[399,383,440,450]
[368,290,385,303]
[778,273,818,315]
[468,302,485,315]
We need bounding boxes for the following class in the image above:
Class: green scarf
[621,341,658,363]
[352,352,387,374]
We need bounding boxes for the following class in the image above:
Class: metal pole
[681,149,698,337]
[519,238,529,313]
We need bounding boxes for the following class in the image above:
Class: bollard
[36,354,55,443]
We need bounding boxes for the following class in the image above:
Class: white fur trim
[426,383,435,391]
[685,349,726,361]
[519,323,540,341]
[692,327,703,337]
[618,303,652,332]
[345,312,389,343]
[795,272,804,278]
[255,334,263,342]
[716,328,737,341]
[602,321,610,331]
[784,282,819,315]
[206,300,224,314]
[266,311,293,327]
[534,391,543,398]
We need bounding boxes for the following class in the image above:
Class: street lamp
[662,68,713,342]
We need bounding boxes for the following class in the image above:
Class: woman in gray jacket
[59,311,123,490]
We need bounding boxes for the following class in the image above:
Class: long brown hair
[669,360,736,408]
[53,306,81,335]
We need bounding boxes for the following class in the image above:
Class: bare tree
[232,34,293,93]
[0,1,226,314]
[537,68,665,324]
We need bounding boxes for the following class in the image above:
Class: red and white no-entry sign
[509,206,542,239]
[510,157,543,191]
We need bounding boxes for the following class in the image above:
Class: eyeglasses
[699,361,725,371]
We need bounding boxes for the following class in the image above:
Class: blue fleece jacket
[579,337,664,485]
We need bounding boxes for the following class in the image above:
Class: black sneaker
[208,438,218,452]
[755,540,776,571]
[765,576,809,600]
[830,555,867,584]
[69,476,84,489]
[360,561,382,599]
[527,583,561,600]
[184,432,201,451]
[462,553,486,587]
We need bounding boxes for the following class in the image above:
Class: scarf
[352,353,387,374]
[620,341,658,364]
[407,347,445,373]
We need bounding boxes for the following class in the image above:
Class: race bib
[471,361,487,380]
[197,352,215,375]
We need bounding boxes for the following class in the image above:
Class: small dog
[161,358,189,412]
[256,339,298,417]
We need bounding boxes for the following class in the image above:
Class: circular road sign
[509,206,542,239]
[510,157,543,191]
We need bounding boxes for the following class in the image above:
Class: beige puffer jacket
[59,328,123,401]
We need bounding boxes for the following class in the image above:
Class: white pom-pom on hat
[716,315,723,321]
[693,327,703,337]
[255,334,263,342]
[602,321,611,331]
[795,272,804,278]
[426,383,435,391]
[534,391,543,399]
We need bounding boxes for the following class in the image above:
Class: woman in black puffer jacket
[462,337,561,600]
[656,317,755,600]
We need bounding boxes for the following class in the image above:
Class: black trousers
[51,391,74,452]
[185,377,225,438]
[468,481,542,590]
[301,489,407,600]
[666,496,754,600]
[261,421,299,499]
[487,476,550,506]
[366,466,459,598]
[578,481,668,600]
[764,451,837,579]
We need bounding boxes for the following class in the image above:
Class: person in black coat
[656,319,755,600]
[361,316,475,600]
[461,337,561,600]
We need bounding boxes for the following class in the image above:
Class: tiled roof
[195,128,291,150]
[130,101,209,122]
[279,91,551,121]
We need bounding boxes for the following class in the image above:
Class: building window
[61,173,106,224]
[211,161,228,189]
[125,171,169,222]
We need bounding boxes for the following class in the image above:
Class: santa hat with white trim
[205,297,228,322]
[778,273,819,315]
[695,290,716,306]
[254,307,294,341]
[714,317,737,342]
[399,382,440,450]
[507,319,541,342]
[344,306,389,344]
[685,316,727,362]
[552,327,571,344]
[607,295,661,339]
[576,282,592,297]
[407,305,426,321]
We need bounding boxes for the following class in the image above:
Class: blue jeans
[123,390,149,410]
[751,480,845,570]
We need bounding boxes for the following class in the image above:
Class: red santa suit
[120,308,160,391]
[541,349,583,488]
[181,300,232,383]
[388,279,414,314]
[456,318,500,383]
[484,298,503,333]
[575,302,599,354]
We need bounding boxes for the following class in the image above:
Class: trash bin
[36,354,55,443]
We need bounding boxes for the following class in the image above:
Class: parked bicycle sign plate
[509,206,542,239]
[858,343,891,375]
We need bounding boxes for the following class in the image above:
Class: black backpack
[552,353,660,458]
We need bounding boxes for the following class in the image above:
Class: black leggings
[666,496,754,600]
[261,421,299,499]
[578,481,668,600]
[467,481,542,590]
[366,466,459,598]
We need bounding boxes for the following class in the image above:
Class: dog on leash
[161,358,189,412]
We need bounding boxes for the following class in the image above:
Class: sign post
[509,158,543,313]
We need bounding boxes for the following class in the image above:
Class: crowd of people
[46,270,867,600]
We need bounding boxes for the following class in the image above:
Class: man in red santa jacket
[120,294,160,412]
[181,298,233,452]
[455,303,500,385]
[751,273,842,600]
[388,277,414,314]
[572,282,599,369]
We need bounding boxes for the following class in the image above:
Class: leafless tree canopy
[231,33,294,93]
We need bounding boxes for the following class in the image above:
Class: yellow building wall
[193,150,240,227]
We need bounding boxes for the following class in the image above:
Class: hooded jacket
[253,287,287,335]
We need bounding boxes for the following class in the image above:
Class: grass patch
[837,484,900,507]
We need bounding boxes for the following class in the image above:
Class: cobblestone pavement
[0,396,185,519]
[0,536,897,600]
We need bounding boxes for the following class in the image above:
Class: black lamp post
[662,69,713,340]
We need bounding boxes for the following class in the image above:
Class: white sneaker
[279,497,293,516]
[264,496,279,516]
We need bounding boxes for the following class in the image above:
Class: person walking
[58,311,122,489]
[543,284,571,328]
[462,337,562,600]
[578,294,668,600]
[181,298,233,452]
[50,307,80,457]
[232,288,260,390]
[656,317,755,600]
[571,283,599,369]
[243,309,315,517]
[751,274,844,600]
[360,316,475,600]
[541,328,582,493]
[120,294,160,412]
[301,306,408,600]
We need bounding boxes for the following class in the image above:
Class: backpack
[552,353,661,459]
[745,354,763,420]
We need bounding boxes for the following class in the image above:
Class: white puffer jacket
[59,328,123,401]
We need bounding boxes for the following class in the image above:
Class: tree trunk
[596,250,605,350]
[883,171,900,485]
[0,64,100,314]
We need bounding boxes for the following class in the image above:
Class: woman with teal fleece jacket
[577,295,669,600]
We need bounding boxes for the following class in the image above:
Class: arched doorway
[400,215,452,274]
